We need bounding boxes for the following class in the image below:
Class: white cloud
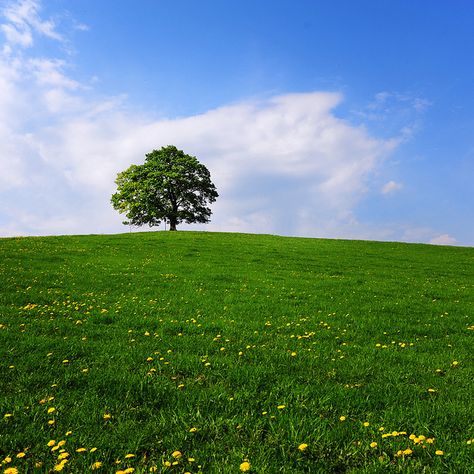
[382,180,403,195]
[0,0,408,240]
[429,234,457,246]
[1,0,62,48]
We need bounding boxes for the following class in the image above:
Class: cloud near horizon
[0,0,458,244]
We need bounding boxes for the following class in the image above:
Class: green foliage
[0,232,473,472]
[111,146,218,230]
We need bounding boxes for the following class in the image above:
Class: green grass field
[0,231,473,473]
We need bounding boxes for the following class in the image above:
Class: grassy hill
[0,232,473,473]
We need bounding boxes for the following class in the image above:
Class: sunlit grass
[1,232,473,472]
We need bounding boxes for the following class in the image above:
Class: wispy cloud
[382,180,403,195]
[1,0,62,52]
[429,234,457,246]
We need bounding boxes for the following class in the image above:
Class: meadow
[0,231,473,473]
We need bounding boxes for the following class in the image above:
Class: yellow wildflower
[53,461,67,471]
[339,416,346,421]
[435,450,444,455]
[171,450,182,459]
[16,452,26,458]
[76,448,87,453]
[298,443,308,451]
[240,461,251,472]
[47,440,56,447]
[370,442,378,448]
[4,468,19,474]
[124,454,135,459]
[91,462,103,470]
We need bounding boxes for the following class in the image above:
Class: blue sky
[0,0,473,245]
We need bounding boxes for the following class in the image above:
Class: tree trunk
[169,218,177,231]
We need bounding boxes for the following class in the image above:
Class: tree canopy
[111,146,218,231]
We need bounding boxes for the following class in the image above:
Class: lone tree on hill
[111,146,218,231]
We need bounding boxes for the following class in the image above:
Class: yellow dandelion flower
[171,450,182,459]
[124,454,135,459]
[53,462,67,471]
[370,442,378,448]
[57,440,66,447]
[90,447,98,453]
[16,452,26,458]
[435,450,444,455]
[240,461,251,472]
[91,461,103,469]
[4,413,13,418]
[48,440,56,447]
[76,448,87,453]
[277,405,286,410]
[403,448,413,455]
[189,427,198,432]
[65,431,73,436]
[123,469,135,474]
[103,413,112,420]
[48,419,55,425]
[339,416,346,421]
[426,438,435,444]
[4,468,19,474]
[57,452,69,460]
[363,422,370,427]
[298,443,308,451]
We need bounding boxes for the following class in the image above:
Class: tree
[111,146,218,231]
